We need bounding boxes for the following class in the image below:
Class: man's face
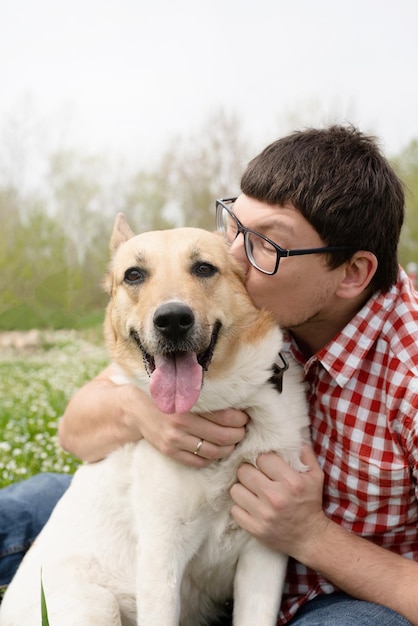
[229,194,345,333]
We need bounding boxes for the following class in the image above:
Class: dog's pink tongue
[149,352,203,414]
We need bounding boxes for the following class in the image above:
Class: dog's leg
[135,527,204,626]
[0,575,126,626]
[232,538,286,626]
[43,585,125,626]
[136,543,181,625]
[131,450,206,626]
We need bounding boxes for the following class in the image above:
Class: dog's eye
[124,267,146,284]
[192,262,218,278]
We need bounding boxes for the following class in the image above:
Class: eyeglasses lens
[245,232,277,274]
[217,202,277,274]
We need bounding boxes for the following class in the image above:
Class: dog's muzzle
[129,304,221,414]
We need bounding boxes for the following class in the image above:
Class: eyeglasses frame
[216,197,354,275]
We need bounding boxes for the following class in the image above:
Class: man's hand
[230,445,329,558]
[141,407,249,468]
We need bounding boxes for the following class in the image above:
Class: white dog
[0,215,309,626]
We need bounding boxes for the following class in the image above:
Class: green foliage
[393,139,418,266]
[0,192,109,329]
[41,575,49,626]
[0,110,249,330]
[0,329,108,488]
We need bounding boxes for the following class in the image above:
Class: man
[7,125,418,624]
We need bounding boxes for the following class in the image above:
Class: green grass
[41,576,49,625]
[0,329,109,489]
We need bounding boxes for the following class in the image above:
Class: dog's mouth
[130,322,221,414]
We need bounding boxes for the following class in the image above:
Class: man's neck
[288,292,373,359]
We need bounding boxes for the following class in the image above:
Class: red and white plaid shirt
[278,267,418,624]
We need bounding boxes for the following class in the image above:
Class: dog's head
[104,213,279,414]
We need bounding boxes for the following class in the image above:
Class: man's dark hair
[240,125,405,292]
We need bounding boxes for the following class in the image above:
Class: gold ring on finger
[193,438,204,455]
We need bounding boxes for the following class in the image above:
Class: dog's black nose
[153,303,195,338]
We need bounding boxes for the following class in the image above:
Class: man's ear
[335,251,378,299]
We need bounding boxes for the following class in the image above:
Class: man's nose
[229,235,249,274]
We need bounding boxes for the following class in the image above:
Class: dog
[0,214,309,626]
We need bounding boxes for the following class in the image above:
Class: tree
[120,170,175,233]
[0,108,252,328]
[392,139,418,267]
[158,110,251,230]
[0,197,71,328]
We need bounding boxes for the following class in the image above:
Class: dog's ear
[110,213,135,255]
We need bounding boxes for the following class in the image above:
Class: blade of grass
[41,573,50,626]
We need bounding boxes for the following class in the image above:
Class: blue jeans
[0,473,71,588]
[287,592,411,625]
[210,593,411,625]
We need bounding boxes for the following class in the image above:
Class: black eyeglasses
[216,197,353,275]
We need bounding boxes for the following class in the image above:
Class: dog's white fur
[0,216,309,626]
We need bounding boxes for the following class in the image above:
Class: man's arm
[58,365,145,462]
[59,363,248,464]
[230,446,418,625]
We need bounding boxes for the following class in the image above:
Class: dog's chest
[132,440,243,535]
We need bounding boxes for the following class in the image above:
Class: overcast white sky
[1,0,418,170]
